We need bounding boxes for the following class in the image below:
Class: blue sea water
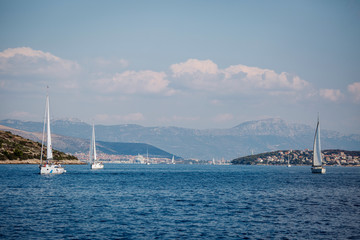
[0,164,359,239]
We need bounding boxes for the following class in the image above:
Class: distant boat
[146,148,150,165]
[39,90,66,174]
[311,115,326,174]
[287,154,291,167]
[212,158,216,165]
[89,123,104,170]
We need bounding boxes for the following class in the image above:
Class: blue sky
[0,0,359,134]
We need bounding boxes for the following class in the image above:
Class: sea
[0,164,359,240]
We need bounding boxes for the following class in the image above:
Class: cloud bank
[319,88,344,102]
[0,47,80,77]
[170,59,310,94]
[93,70,175,96]
[0,48,350,107]
[92,58,310,98]
[0,47,80,91]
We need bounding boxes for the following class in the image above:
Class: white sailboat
[171,155,175,164]
[39,91,66,174]
[311,116,326,174]
[287,154,291,167]
[89,123,104,169]
[145,148,151,165]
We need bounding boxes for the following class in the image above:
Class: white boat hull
[311,166,326,174]
[91,162,104,169]
[40,164,66,174]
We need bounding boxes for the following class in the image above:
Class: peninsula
[0,130,84,164]
[231,149,360,166]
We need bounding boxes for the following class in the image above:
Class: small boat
[89,123,104,170]
[145,148,151,165]
[171,155,175,164]
[311,115,326,174]
[39,90,66,174]
[287,154,291,167]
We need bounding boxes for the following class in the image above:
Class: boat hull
[311,166,326,174]
[90,162,104,169]
[39,164,66,174]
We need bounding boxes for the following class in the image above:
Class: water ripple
[0,165,359,239]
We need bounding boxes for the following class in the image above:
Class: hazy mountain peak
[231,118,310,137]
[233,118,285,127]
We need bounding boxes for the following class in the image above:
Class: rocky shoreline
[0,159,86,165]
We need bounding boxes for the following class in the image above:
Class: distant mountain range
[1,118,359,160]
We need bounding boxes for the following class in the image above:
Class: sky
[0,0,359,134]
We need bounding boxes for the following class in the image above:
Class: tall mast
[89,125,93,164]
[92,123,97,162]
[46,89,53,160]
[40,92,47,165]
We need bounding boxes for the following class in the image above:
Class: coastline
[233,163,360,167]
[0,159,86,165]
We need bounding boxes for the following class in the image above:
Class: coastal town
[75,152,176,164]
[75,152,231,165]
[232,149,360,166]
[74,149,360,166]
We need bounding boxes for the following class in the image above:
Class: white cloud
[348,82,360,103]
[170,59,310,94]
[319,88,344,102]
[0,47,80,77]
[0,47,58,60]
[223,64,309,91]
[171,59,218,77]
[94,70,175,95]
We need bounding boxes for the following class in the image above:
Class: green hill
[0,130,78,162]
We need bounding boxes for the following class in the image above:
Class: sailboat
[171,155,175,164]
[145,148,151,165]
[287,154,291,167]
[311,115,326,174]
[39,90,66,174]
[89,123,104,169]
